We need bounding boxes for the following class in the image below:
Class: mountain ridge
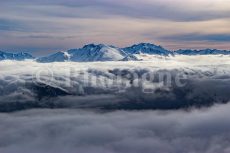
[0,43,230,62]
[0,51,34,61]
[38,44,137,63]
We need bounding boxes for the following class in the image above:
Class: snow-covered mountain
[70,44,137,62]
[37,51,71,62]
[1,43,230,62]
[176,49,230,55]
[0,51,34,61]
[38,44,137,63]
[38,43,175,63]
[123,43,173,56]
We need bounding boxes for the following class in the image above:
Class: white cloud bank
[0,55,230,111]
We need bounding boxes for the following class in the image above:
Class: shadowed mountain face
[123,43,173,55]
[0,51,34,61]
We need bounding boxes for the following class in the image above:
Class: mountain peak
[123,43,172,55]
[70,43,132,62]
[82,43,111,50]
[125,43,161,50]
[38,43,135,62]
[0,51,34,61]
[175,48,230,55]
[134,42,160,47]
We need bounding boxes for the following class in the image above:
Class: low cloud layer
[1,56,230,153]
[1,103,230,153]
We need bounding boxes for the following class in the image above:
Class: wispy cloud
[162,33,230,42]
[0,0,230,54]
[0,19,27,32]
[2,0,230,22]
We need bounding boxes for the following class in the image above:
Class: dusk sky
[1,0,230,56]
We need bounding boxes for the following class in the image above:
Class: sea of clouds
[0,55,230,153]
[0,55,230,111]
[0,104,230,153]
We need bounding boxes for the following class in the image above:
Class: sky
[0,0,230,56]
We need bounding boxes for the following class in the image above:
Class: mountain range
[37,44,137,62]
[0,51,34,61]
[0,43,229,62]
